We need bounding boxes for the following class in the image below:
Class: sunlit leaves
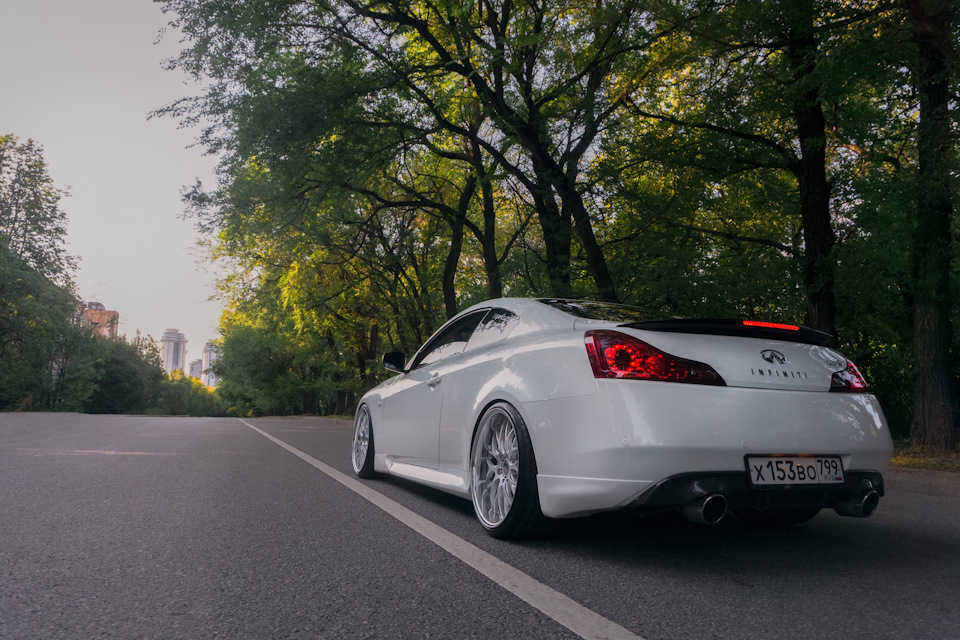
[157,0,957,434]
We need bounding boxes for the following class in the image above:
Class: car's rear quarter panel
[438,328,597,473]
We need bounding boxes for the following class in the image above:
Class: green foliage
[0,134,76,283]
[0,239,87,410]
[0,133,233,418]
[85,334,166,415]
[148,370,228,417]
[0,244,173,415]
[156,0,959,444]
[0,136,98,412]
[210,283,368,417]
[0,132,230,418]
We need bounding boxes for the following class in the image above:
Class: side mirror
[382,351,407,373]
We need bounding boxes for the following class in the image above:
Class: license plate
[746,456,844,486]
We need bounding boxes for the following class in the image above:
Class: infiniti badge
[760,349,786,365]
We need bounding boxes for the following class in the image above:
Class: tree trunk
[906,0,958,451]
[468,138,504,299]
[479,176,503,299]
[356,322,380,402]
[786,0,836,336]
[529,181,574,298]
[528,136,618,302]
[562,194,620,303]
[442,214,464,319]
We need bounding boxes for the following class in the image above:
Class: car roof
[459,297,651,325]
[457,297,573,326]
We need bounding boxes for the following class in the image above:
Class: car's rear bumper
[627,469,885,511]
[524,381,893,519]
[536,469,886,519]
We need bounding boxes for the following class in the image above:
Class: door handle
[426,374,441,389]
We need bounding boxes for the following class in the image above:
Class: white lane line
[239,419,644,640]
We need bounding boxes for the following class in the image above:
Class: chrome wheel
[352,405,375,478]
[471,405,520,528]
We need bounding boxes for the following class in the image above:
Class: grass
[890,440,960,473]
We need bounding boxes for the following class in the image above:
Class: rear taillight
[742,320,799,331]
[830,362,869,393]
[585,330,726,386]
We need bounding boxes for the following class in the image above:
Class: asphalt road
[2,413,958,640]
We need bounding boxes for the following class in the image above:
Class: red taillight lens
[743,320,799,331]
[585,330,726,386]
[830,362,869,393]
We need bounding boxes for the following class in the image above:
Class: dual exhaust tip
[683,494,728,525]
[834,488,880,518]
[681,487,880,525]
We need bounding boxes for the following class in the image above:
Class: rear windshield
[538,299,651,322]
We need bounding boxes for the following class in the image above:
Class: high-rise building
[81,302,119,339]
[160,329,188,374]
[201,341,219,387]
[188,359,203,379]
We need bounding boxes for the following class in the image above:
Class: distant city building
[160,329,188,374]
[81,302,119,339]
[188,359,203,379]
[201,341,220,387]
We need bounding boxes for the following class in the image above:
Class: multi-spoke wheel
[351,404,376,478]
[470,402,551,539]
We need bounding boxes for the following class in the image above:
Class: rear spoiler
[622,319,836,347]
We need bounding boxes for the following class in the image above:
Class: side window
[466,309,519,351]
[414,311,488,368]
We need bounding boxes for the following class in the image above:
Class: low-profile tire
[351,404,377,479]
[735,506,821,526]
[470,402,553,539]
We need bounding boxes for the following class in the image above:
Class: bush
[148,370,228,417]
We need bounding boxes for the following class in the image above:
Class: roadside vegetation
[891,442,960,472]
[155,0,957,448]
[0,230,227,416]
[3,3,959,453]
[0,137,225,416]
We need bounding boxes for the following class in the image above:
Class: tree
[0,135,75,282]
[620,0,902,335]
[904,0,958,450]
[0,137,95,411]
[157,0,959,433]
[0,239,95,411]
[150,370,227,416]
[85,333,165,415]
[159,0,698,301]
[211,317,319,416]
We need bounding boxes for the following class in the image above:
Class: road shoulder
[886,467,960,497]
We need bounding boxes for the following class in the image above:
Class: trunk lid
[615,319,848,392]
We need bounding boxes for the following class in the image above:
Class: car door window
[414,311,488,368]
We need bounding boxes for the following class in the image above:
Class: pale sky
[0,0,223,362]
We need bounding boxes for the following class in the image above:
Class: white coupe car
[350,298,893,538]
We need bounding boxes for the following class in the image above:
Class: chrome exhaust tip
[683,493,728,525]
[835,489,880,518]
